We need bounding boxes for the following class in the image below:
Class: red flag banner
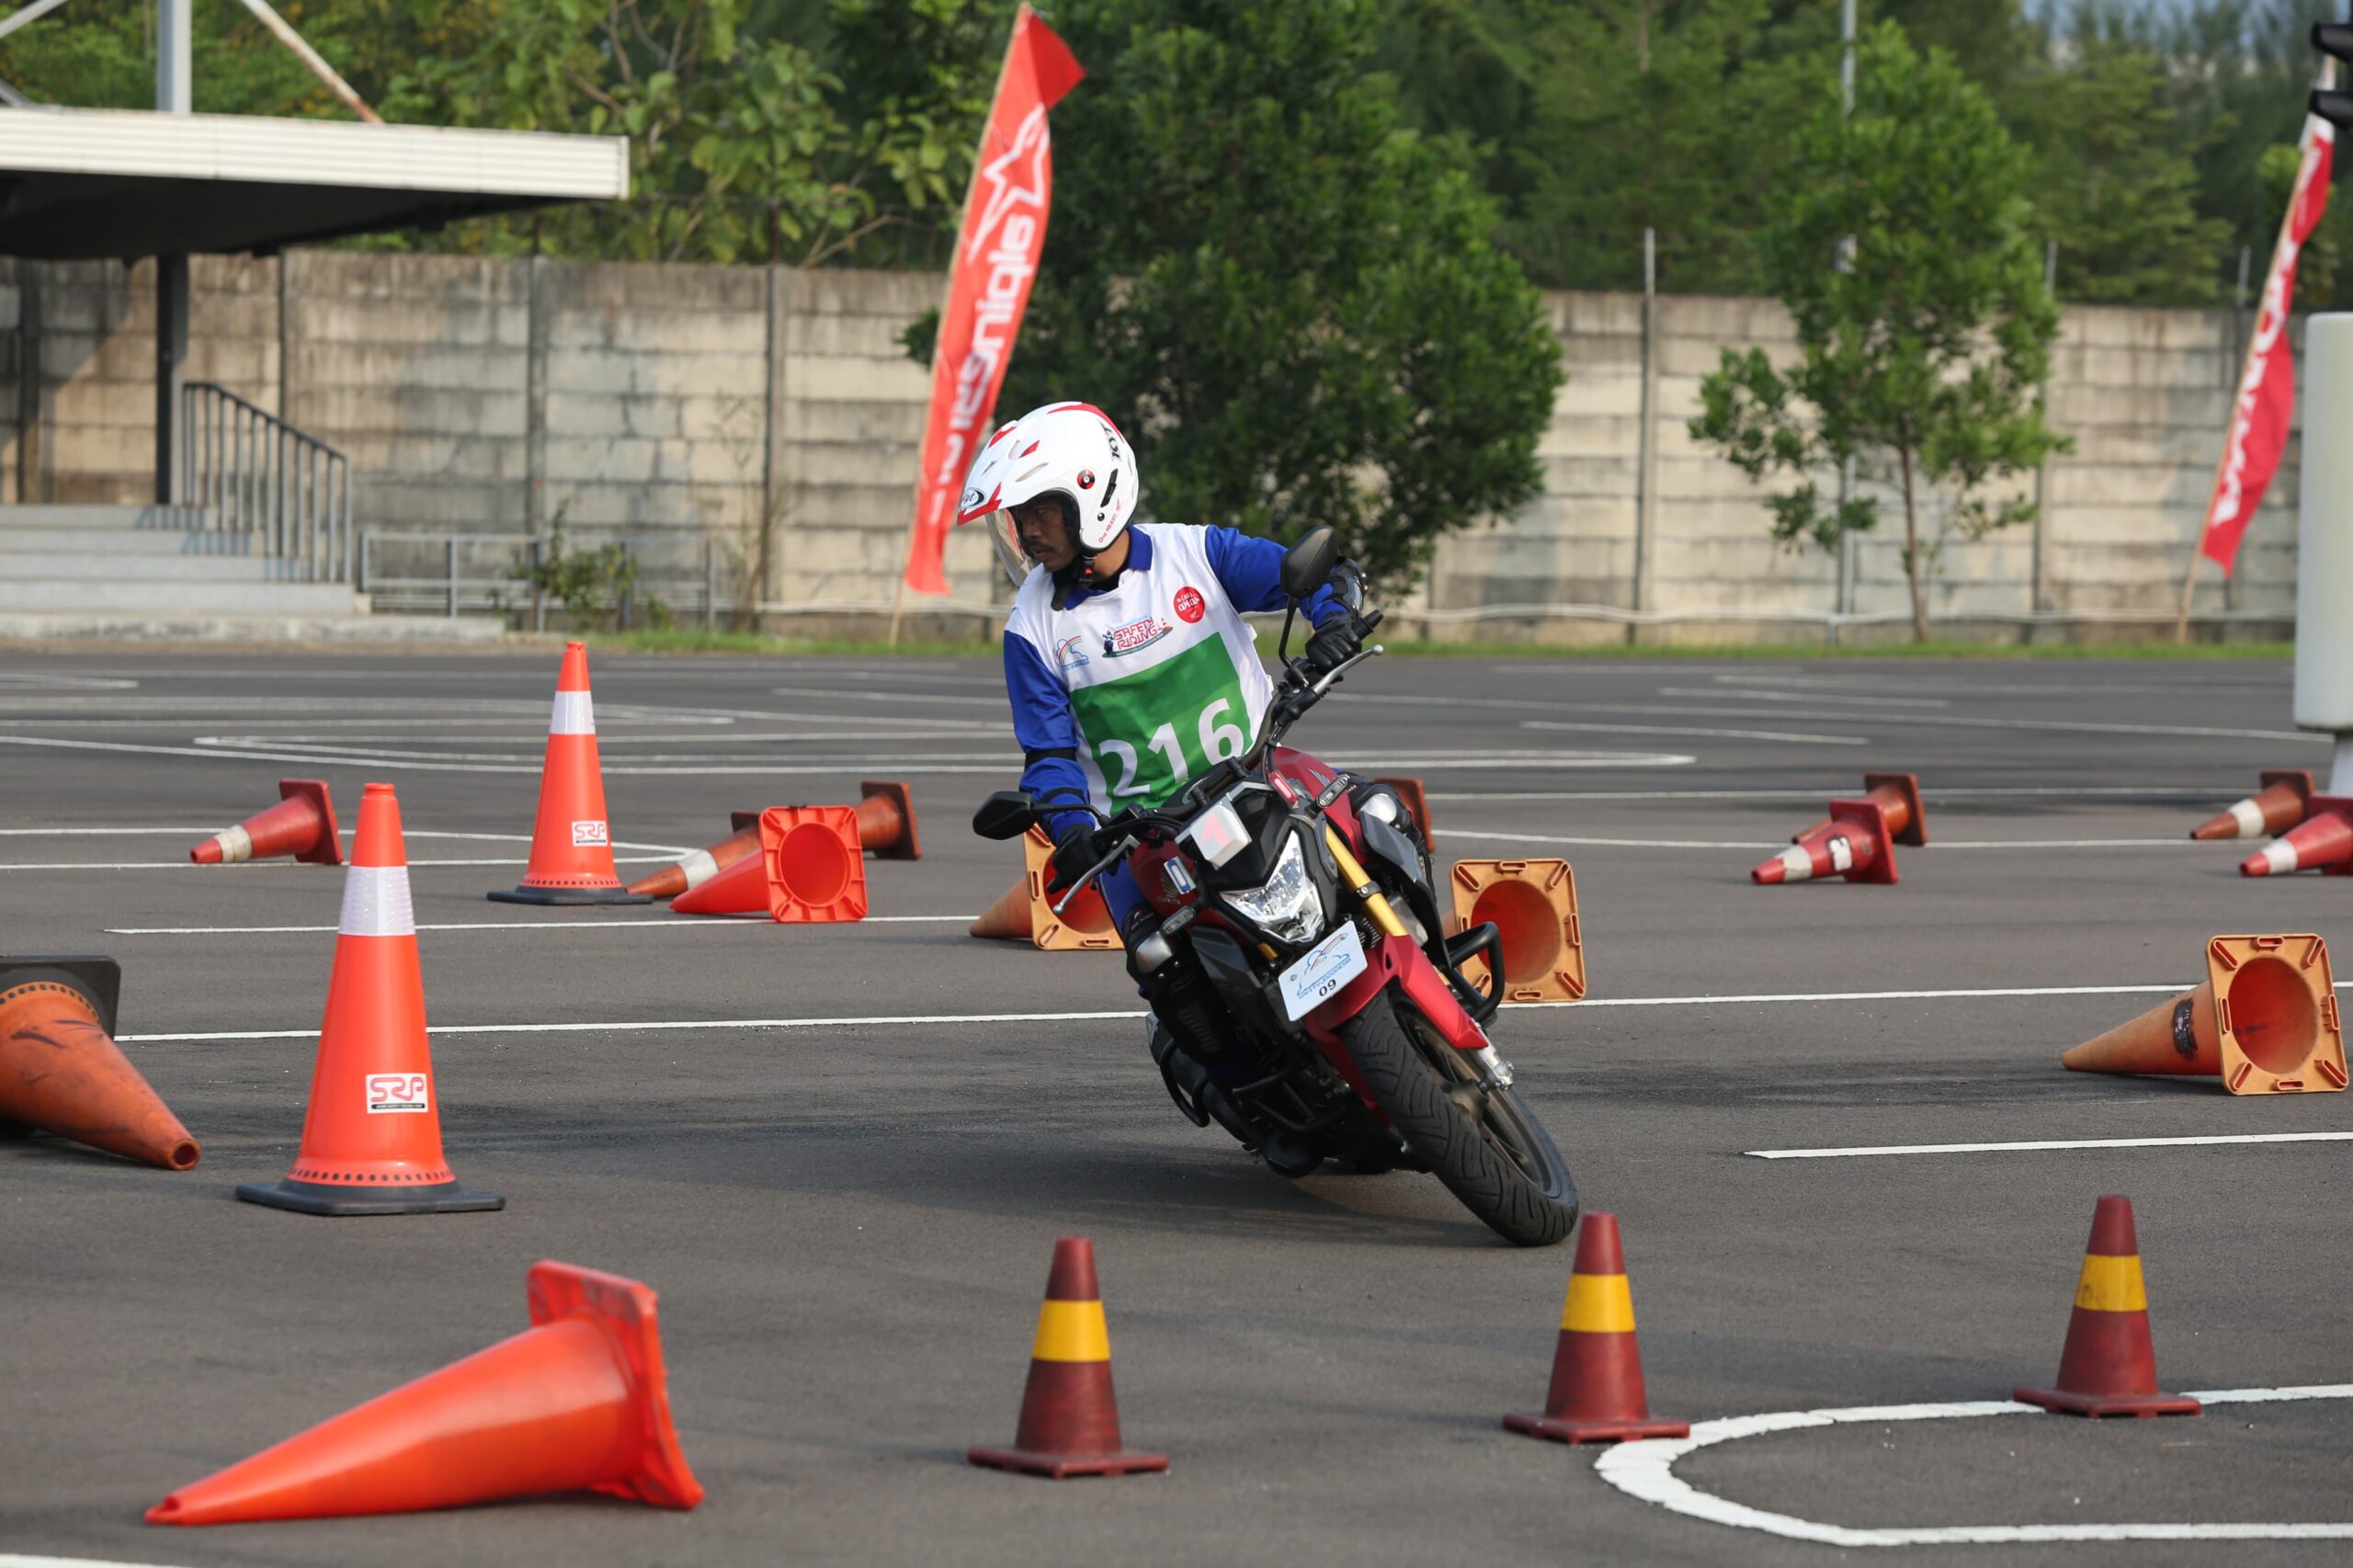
[902,6,1085,597]
[2199,116,2336,574]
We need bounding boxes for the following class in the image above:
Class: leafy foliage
[1688,23,2069,642]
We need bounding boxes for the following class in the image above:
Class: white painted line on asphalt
[1515,720,1868,746]
[1591,1384,2353,1546]
[0,1555,204,1568]
[106,915,979,935]
[1429,786,2240,802]
[0,857,675,871]
[1747,1131,2353,1160]
[1656,685,1949,708]
[1442,828,2209,852]
[1517,701,2319,746]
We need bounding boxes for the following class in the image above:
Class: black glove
[1045,824,1102,897]
[1302,611,1365,678]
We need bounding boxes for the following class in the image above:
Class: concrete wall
[1,255,2297,639]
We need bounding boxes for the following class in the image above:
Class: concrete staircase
[0,506,504,642]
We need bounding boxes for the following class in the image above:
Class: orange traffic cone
[2063,935,2346,1095]
[147,1259,702,1524]
[1790,772,1927,846]
[855,779,922,860]
[490,642,650,905]
[1504,1214,1687,1444]
[189,779,341,867]
[2239,794,2353,876]
[2192,769,2313,841]
[970,1237,1166,1478]
[2013,1196,2200,1419]
[1372,776,1435,841]
[627,821,761,900]
[969,827,1122,951]
[1754,796,1902,885]
[670,808,869,922]
[0,957,199,1170]
[237,783,502,1215]
[1447,859,1584,1003]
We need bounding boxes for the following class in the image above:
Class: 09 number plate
[1278,923,1369,1021]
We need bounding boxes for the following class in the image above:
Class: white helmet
[957,401,1139,588]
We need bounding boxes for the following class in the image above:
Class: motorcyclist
[958,401,1371,941]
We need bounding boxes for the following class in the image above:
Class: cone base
[2012,1385,2200,1419]
[488,885,654,906]
[236,1176,506,1217]
[967,1444,1168,1479]
[1503,1412,1689,1445]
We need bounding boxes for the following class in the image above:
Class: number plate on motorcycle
[1278,923,1369,1021]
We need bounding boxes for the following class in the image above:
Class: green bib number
[1067,636,1253,808]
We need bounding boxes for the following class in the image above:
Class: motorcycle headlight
[1222,833,1325,945]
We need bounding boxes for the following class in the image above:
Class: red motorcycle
[974,529,1577,1246]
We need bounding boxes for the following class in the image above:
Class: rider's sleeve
[1003,628,1096,843]
[1202,526,1347,626]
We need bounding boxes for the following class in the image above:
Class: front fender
[1302,931,1488,1053]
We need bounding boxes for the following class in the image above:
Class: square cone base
[2012,1385,2201,1419]
[1503,1412,1690,1444]
[488,885,654,906]
[967,1444,1168,1479]
[235,1177,506,1216]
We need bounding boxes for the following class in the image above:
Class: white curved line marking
[1592,1384,2353,1546]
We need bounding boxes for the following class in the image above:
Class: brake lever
[1051,833,1135,915]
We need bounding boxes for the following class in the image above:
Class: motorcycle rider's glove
[1302,610,1366,680]
[1045,822,1102,897]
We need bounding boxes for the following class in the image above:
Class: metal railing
[180,381,352,583]
[358,530,725,628]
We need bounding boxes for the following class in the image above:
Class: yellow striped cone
[1504,1214,1687,1443]
[970,1237,1166,1478]
[2013,1196,2200,1418]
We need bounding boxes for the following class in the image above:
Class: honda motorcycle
[974,528,1577,1246]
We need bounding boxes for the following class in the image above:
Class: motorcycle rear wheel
[1339,985,1577,1247]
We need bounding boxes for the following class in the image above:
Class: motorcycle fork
[1322,824,1408,938]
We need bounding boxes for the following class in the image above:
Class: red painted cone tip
[352,783,405,867]
[1750,861,1784,885]
[1572,1213,1624,1277]
[1045,1237,1100,1301]
[557,641,589,691]
[2086,1194,2138,1256]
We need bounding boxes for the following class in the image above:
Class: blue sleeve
[1202,526,1345,626]
[1004,629,1096,843]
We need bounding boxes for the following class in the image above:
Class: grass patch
[1375,638,2294,661]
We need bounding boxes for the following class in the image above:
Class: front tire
[1339,986,1576,1246]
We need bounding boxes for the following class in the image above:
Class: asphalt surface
[1,643,2347,1567]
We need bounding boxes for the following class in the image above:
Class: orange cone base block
[967,1444,1170,1479]
[970,1359,1167,1478]
[1502,1411,1689,1444]
[235,1176,505,1217]
[489,883,653,906]
[2013,1383,2201,1419]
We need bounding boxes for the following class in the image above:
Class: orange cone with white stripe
[626,822,761,900]
[2238,794,2353,877]
[2192,769,2313,841]
[2014,1196,2200,1418]
[189,780,341,866]
[1790,772,1927,847]
[969,1237,1166,1478]
[1504,1214,1687,1444]
[490,642,649,906]
[2061,935,2346,1095]
[1752,798,1901,885]
[238,783,503,1216]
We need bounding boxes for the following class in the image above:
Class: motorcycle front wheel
[1339,984,1577,1247]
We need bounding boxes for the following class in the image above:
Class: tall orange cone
[1447,858,1584,1003]
[490,642,651,905]
[238,782,503,1215]
[0,956,199,1170]
[1790,772,1927,847]
[147,1260,703,1524]
[970,1237,1166,1478]
[969,828,1122,950]
[189,779,342,866]
[2192,769,2313,841]
[1504,1214,1687,1444]
[2013,1196,2200,1418]
[1753,797,1901,885]
[2062,935,2346,1095]
[2238,794,2353,876]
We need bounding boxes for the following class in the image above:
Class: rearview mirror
[1279,527,1337,603]
[972,790,1039,841]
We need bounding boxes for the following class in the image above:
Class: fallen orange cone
[0,956,199,1170]
[627,821,760,900]
[1790,772,1927,847]
[1754,797,1902,885]
[1447,858,1584,1003]
[2063,934,2346,1095]
[670,807,869,922]
[491,642,650,905]
[854,779,922,860]
[2013,1196,2200,1419]
[2192,769,2313,841]
[969,827,1122,951]
[238,782,503,1215]
[1504,1213,1686,1444]
[148,1259,703,1524]
[2238,794,2353,877]
[970,1237,1165,1478]
[189,779,341,866]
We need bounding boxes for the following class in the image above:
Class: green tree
[0,0,358,116]
[985,0,1563,593]
[1689,23,2067,642]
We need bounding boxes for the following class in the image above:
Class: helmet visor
[984,507,1031,591]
